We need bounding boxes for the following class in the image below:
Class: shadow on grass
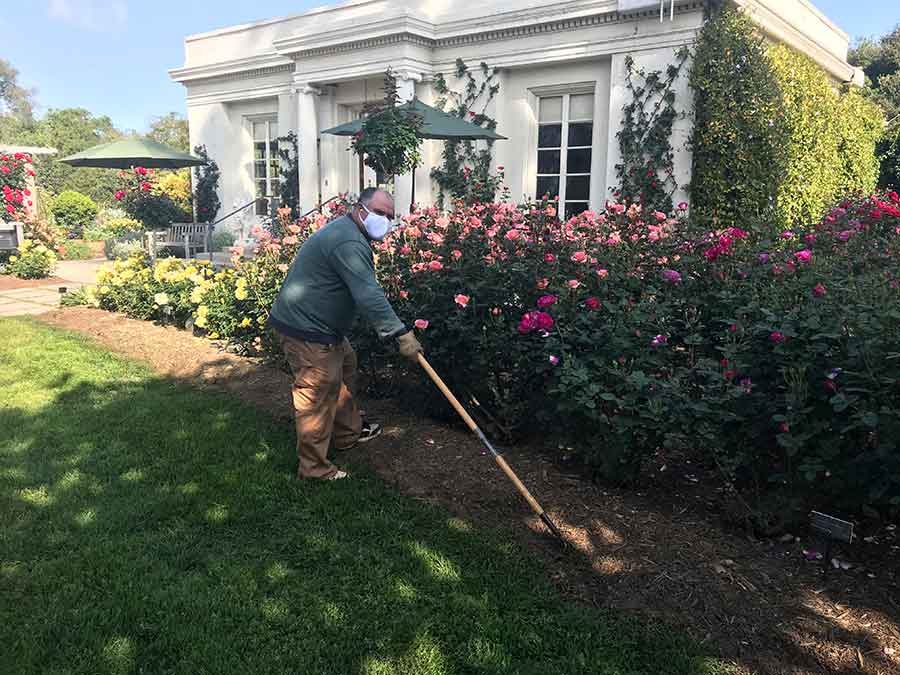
[0,348,729,675]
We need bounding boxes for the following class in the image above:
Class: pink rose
[571,251,588,263]
[567,279,581,289]
[504,229,521,241]
[544,253,556,263]
[399,290,409,300]
[781,231,794,240]
[535,311,554,331]
[585,297,600,310]
[677,202,688,210]
[428,260,444,271]
[837,230,852,242]
[536,278,550,290]
[661,269,682,284]
[548,355,560,366]
[812,283,826,297]
[794,249,812,264]
[454,294,470,308]
[282,236,298,246]
[414,319,429,330]
[537,294,557,308]
[451,249,462,260]
[650,334,667,348]
[769,331,786,344]
[596,269,609,279]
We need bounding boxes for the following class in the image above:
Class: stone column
[393,71,421,214]
[296,83,322,212]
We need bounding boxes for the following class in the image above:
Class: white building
[170,0,862,232]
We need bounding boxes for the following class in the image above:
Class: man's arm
[332,241,407,339]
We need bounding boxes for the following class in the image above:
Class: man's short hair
[358,187,379,206]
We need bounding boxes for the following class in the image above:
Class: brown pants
[280,335,363,479]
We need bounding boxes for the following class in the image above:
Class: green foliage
[615,47,690,213]
[0,58,34,120]
[192,144,221,222]
[849,25,900,188]
[5,238,56,278]
[84,213,143,242]
[690,6,884,230]
[275,131,299,217]
[59,240,93,260]
[50,190,98,238]
[431,59,504,206]
[689,6,787,229]
[115,167,190,229]
[1,108,123,203]
[211,229,236,251]
[351,70,422,181]
[147,112,189,153]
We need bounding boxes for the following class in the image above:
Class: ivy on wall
[770,44,883,225]
[614,47,690,213]
[689,5,787,229]
[689,5,883,230]
[431,59,503,206]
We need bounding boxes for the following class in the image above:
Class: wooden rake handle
[416,353,563,539]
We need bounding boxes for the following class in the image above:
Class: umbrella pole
[410,162,416,214]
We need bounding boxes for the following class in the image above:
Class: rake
[417,353,564,541]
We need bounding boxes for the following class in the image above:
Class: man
[269,188,422,481]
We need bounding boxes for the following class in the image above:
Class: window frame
[248,116,280,216]
[532,84,596,218]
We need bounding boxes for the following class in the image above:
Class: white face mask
[359,204,393,241]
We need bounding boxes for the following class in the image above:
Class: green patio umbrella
[321,98,506,141]
[59,138,205,169]
[322,98,506,206]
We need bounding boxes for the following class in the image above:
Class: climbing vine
[614,47,690,213]
[192,144,221,223]
[275,130,300,219]
[431,59,504,206]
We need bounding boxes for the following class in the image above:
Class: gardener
[269,188,423,481]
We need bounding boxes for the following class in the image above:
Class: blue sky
[7,0,900,133]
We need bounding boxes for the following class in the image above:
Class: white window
[252,118,280,215]
[536,93,594,218]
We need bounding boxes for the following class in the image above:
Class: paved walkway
[0,259,103,317]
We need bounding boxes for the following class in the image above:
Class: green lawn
[0,318,729,675]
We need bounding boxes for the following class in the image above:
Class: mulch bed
[0,275,68,291]
[35,307,900,675]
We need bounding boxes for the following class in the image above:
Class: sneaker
[358,421,383,443]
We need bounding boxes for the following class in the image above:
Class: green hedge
[51,190,98,239]
[690,7,884,230]
[689,6,786,229]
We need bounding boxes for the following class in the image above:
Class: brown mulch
[0,274,67,291]
[34,307,900,675]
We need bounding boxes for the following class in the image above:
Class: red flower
[585,297,600,310]
[5,204,14,214]
[537,294,557,308]
[468,111,476,118]
[114,190,126,201]
[769,331,786,344]
[812,283,826,297]
[0,166,9,174]
[778,422,790,434]
[140,181,152,192]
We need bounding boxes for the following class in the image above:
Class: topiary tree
[193,145,221,223]
[51,190,98,239]
[689,4,788,230]
[351,70,422,184]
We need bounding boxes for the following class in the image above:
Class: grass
[0,318,731,675]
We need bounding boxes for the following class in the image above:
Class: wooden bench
[0,221,24,252]
[147,222,213,261]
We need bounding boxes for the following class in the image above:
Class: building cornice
[169,53,293,85]
[186,83,294,107]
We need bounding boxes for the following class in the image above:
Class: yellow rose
[195,316,207,328]
[8,256,17,263]
[196,305,209,318]
[240,317,252,328]
[234,287,248,301]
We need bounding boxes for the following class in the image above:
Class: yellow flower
[196,305,209,318]
[8,256,17,263]
[257,315,267,325]
[154,292,170,306]
[208,332,220,340]
[240,317,252,328]
[194,316,207,328]
[99,286,110,295]
[234,287,248,301]
[189,287,206,304]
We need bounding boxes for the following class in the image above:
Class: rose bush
[1,151,35,220]
[75,192,900,521]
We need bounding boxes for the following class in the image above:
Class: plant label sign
[810,511,854,543]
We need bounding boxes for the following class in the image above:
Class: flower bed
[74,193,900,521]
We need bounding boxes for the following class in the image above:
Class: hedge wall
[690,6,884,230]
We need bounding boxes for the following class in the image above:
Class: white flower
[154,292,170,306]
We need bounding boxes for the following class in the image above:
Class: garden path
[0,259,102,316]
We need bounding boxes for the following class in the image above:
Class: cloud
[47,0,128,32]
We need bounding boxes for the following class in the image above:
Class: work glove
[397,330,424,362]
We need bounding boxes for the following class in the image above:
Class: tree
[0,58,35,121]
[849,25,900,188]
[2,108,123,202]
[193,145,221,223]
[148,113,189,153]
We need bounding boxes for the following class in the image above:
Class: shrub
[155,170,192,215]
[1,151,35,220]
[113,166,191,228]
[51,190,98,239]
[211,230,237,251]
[74,194,900,521]
[58,240,93,260]
[689,5,787,229]
[84,215,143,242]
[5,239,57,279]
[193,145,221,222]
